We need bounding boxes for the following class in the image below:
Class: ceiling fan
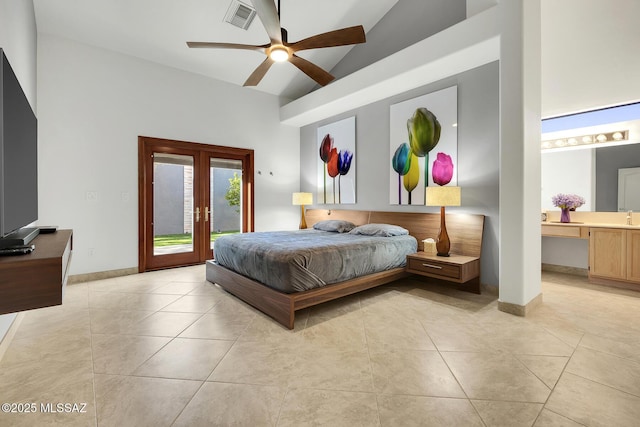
[186,0,366,87]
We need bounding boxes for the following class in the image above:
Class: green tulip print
[407,107,441,190]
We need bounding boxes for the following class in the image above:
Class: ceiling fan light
[269,47,289,62]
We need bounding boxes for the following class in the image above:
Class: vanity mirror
[541,102,640,212]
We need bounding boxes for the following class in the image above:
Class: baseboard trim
[0,312,25,363]
[498,293,543,317]
[541,263,588,277]
[68,267,139,284]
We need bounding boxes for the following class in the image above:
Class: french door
[138,136,254,271]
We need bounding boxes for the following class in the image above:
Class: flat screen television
[0,48,38,247]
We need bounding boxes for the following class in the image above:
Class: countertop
[542,211,638,230]
[542,222,639,230]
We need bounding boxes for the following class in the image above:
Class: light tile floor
[1,266,640,426]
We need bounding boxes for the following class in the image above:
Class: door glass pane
[153,153,195,255]
[210,158,243,249]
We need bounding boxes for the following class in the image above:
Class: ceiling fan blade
[289,25,366,52]
[243,57,275,86]
[289,54,335,86]
[186,42,267,53]
[251,0,282,44]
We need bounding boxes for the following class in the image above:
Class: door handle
[195,207,200,222]
[205,207,209,222]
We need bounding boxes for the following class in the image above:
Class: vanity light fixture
[541,130,629,151]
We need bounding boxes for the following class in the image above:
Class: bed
[206,209,484,329]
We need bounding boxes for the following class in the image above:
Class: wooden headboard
[305,209,485,258]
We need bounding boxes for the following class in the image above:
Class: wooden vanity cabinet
[589,228,640,286]
[628,230,640,283]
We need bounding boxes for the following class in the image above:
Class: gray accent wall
[330,0,467,81]
[153,164,186,235]
[212,168,241,232]
[300,61,500,287]
[153,166,241,235]
[595,144,640,212]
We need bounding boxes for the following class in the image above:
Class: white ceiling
[32,0,398,100]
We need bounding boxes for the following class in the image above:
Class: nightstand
[406,252,481,294]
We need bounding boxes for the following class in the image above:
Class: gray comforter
[213,229,417,293]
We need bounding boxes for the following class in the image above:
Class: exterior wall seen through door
[153,165,240,235]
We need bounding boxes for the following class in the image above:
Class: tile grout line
[359,296,383,427]
[167,379,207,427]
[133,276,225,426]
[530,332,586,426]
[417,318,488,427]
[273,388,290,427]
[564,370,640,400]
[539,407,588,426]
[88,300,99,427]
[512,352,569,392]
[575,340,640,367]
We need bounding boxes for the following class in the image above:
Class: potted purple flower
[552,193,585,223]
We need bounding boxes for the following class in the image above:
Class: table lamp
[292,192,313,229]
[425,186,461,257]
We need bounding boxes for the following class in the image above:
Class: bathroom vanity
[542,211,640,290]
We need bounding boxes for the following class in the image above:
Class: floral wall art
[317,116,356,204]
[389,86,458,205]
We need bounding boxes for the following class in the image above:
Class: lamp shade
[425,186,461,207]
[292,192,313,206]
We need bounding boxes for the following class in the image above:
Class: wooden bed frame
[206,209,485,329]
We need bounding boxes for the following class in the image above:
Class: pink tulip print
[432,152,454,186]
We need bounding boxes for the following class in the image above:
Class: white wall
[542,0,640,117]
[37,35,300,275]
[0,0,37,107]
[0,0,37,344]
[330,0,466,81]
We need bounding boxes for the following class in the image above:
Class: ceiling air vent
[224,0,257,30]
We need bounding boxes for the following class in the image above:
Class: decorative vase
[560,208,570,223]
